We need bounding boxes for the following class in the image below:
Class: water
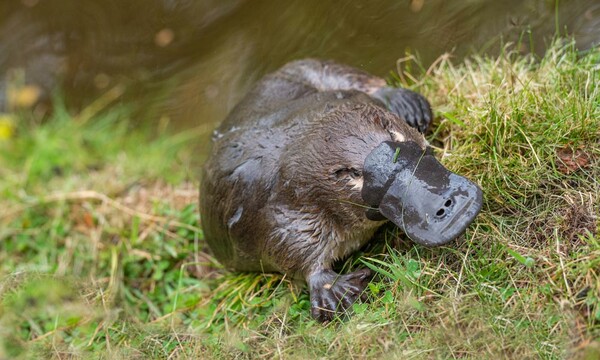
[1,0,599,134]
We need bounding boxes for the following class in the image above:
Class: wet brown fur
[200,60,426,278]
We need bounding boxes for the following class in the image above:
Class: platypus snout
[362,141,483,247]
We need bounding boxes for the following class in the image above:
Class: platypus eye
[334,167,362,179]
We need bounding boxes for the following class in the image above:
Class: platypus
[200,59,483,322]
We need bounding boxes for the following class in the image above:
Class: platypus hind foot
[307,268,373,322]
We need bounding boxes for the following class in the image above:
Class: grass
[0,39,599,359]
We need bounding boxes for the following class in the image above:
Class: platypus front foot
[307,268,373,322]
[372,87,433,133]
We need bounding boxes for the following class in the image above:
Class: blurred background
[1,0,599,135]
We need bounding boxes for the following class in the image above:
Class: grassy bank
[1,40,599,359]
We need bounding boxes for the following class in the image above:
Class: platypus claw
[308,268,373,323]
[373,87,433,133]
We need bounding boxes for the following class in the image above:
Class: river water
[1,0,599,134]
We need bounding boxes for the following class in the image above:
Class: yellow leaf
[0,114,16,140]
[8,84,41,108]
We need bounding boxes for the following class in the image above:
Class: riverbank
[1,40,598,359]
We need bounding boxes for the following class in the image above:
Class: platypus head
[361,141,483,247]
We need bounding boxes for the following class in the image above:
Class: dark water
[1,0,599,133]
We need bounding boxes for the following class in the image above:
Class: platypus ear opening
[333,167,362,179]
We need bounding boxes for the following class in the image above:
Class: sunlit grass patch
[0,39,599,358]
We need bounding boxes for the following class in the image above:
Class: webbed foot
[373,87,433,133]
[307,268,373,322]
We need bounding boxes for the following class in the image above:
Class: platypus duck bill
[361,141,483,247]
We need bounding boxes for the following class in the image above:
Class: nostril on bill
[435,199,454,219]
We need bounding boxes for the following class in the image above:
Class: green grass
[1,39,599,359]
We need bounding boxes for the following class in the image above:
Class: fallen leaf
[82,212,95,228]
[556,146,591,174]
[155,28,175,47]
[410,0,424,12]
[9,84,42,108]
[0,114,15,140]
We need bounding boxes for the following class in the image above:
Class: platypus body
[200,60,482,321]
